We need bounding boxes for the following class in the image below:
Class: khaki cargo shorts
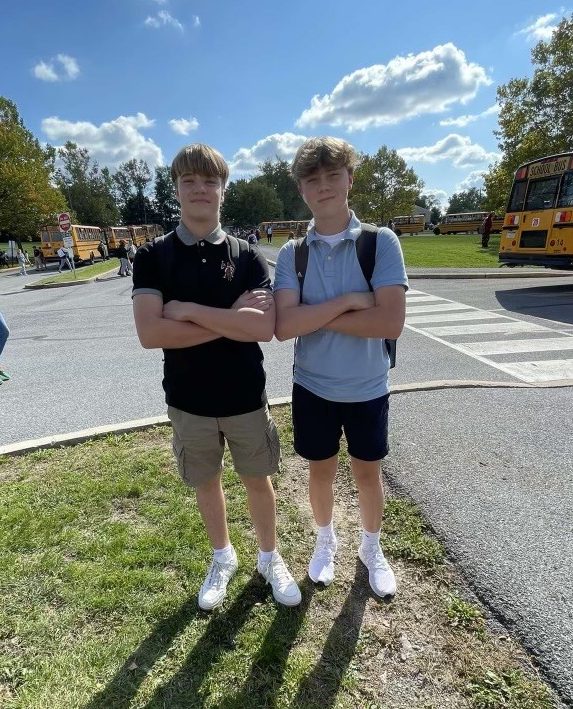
[167,404,281,488]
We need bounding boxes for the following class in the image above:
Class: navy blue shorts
[292,383,390,462]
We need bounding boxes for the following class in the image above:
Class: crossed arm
[274,285,405,341]
[133,289,275,349]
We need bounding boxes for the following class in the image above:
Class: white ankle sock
[318,521,335,538]
[258,549,276,563]
[361,529,381,547]
[213,544,234,562]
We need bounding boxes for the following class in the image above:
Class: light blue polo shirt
[273,211,408,402]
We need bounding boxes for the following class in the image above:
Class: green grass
[0,410,558,709]
[33,259,120,284]
[262,233,503,268]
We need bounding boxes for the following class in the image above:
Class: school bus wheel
[433,227,441,235]
[395,228,402,236]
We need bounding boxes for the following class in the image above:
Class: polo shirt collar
[306,210,362,244]
[175,221,226,245]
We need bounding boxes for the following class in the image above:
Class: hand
[232,289,274,311]
[345,292,376,311]
[163,300,193,322]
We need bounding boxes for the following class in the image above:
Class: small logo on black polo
[221,260,235,281]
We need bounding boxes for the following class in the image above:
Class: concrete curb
[2,384,570,457]
[24,264,120,290]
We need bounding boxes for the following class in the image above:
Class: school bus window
[557,173,573,208]
[524,177,559,211]
[508,181,527,212]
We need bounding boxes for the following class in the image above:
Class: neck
[180,214,220,239]
[313,207,351,236]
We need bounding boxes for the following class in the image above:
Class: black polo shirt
[132,223,271,418]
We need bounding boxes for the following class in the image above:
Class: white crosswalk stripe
[405,289,573,383]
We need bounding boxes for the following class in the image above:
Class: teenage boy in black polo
[132,144,301,610]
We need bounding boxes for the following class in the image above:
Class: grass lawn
[0,407,557,708]
[261,233,503,268]
[33,259,120,285]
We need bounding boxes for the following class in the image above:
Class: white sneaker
[257,552,301,607]
[198,549,238,611]
[308,534,337,585]
[358,544,396,598]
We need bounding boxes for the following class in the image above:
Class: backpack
[293,223,397,368]
[153,230,250,302]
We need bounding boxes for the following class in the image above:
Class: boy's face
[176,172,224,221]
[298,166,352,219]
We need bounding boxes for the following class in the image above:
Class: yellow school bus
[499,153,573,269]
[434,212,503,235]
[39,224,103,263]
[103,226,132,255]
[392,215,425,236]
[259,220,310,240]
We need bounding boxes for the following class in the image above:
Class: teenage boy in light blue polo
[274,137,408,598]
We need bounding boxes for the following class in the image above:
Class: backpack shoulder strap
[293,236,309,301]
[154,230,176,301]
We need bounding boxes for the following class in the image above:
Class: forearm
[324,306,404,339]
[137,318,221,349]
[275,296,351,341]
[182,303,274,342]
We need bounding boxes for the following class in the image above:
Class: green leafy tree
[484,14,573,212]
[113,158,153,224]
[350,147,422,224]
[255,159,310,220]
[417,193,443,224]
[152,166,179,231]
[222,179,283,227]
[0,97,67,241]
[55,142,120,227]
[447,187,484,213]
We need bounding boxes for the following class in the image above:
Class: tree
[418,193,443,224]
[0,97,67,241]
[255,159,310,220]
[484,14,573,212]
[350,147,422,225]
[152,166,180,231]
[222,180,283,227]
[55,142,120,228]
[113,159,153,224]
[447,187,484,213]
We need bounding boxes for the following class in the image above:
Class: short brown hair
[170,144,229,185]
[291,137,359,181]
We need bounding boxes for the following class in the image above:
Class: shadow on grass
[289,560,381,709]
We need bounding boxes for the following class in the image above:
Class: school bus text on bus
[499,153,573,270]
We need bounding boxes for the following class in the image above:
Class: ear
[348,172,354,190]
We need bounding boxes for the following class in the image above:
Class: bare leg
[240,475,276,552]
[308,455,338,526]
[351,457,383,532]
[194,475,230,549]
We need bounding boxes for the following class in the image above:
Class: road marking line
[462,338,573,356]
[406,311,504,324]
[421,321,548,337]
[500,359,573,382]
[405,294,443,302]
[407,303,476,314]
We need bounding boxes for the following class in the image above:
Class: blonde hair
[170,144,229,185]
[291,137,359,181]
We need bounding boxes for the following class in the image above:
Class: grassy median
[33,259,120,285]
[0,406,558,708]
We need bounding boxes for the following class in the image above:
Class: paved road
[2,258,573,704]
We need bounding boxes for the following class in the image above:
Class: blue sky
[1,0,568,208]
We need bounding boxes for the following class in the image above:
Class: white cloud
[517,13,560,41]
[397,134,499,169]
[145,10,183,31]
[456,170,487,192]
[33,54,80,82]
[296,43,491,131]
[169,116,199,135]
[421,188,449,210]
[440,103,499,127]
[193,15,200,28]
[229,132,308,177]
[42,112,163,169]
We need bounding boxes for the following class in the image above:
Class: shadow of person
[218,577,316,708]
[289,559,385,709]
[141,574,265,708]
[84,574,262,709]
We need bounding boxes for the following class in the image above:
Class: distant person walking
[33,246,45,271]
[481,213,493,248]
[17,249,27,276]
[117,240,132,276]
[266,224,273,243]
[0,311,10,383]
[57,246,72,273]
